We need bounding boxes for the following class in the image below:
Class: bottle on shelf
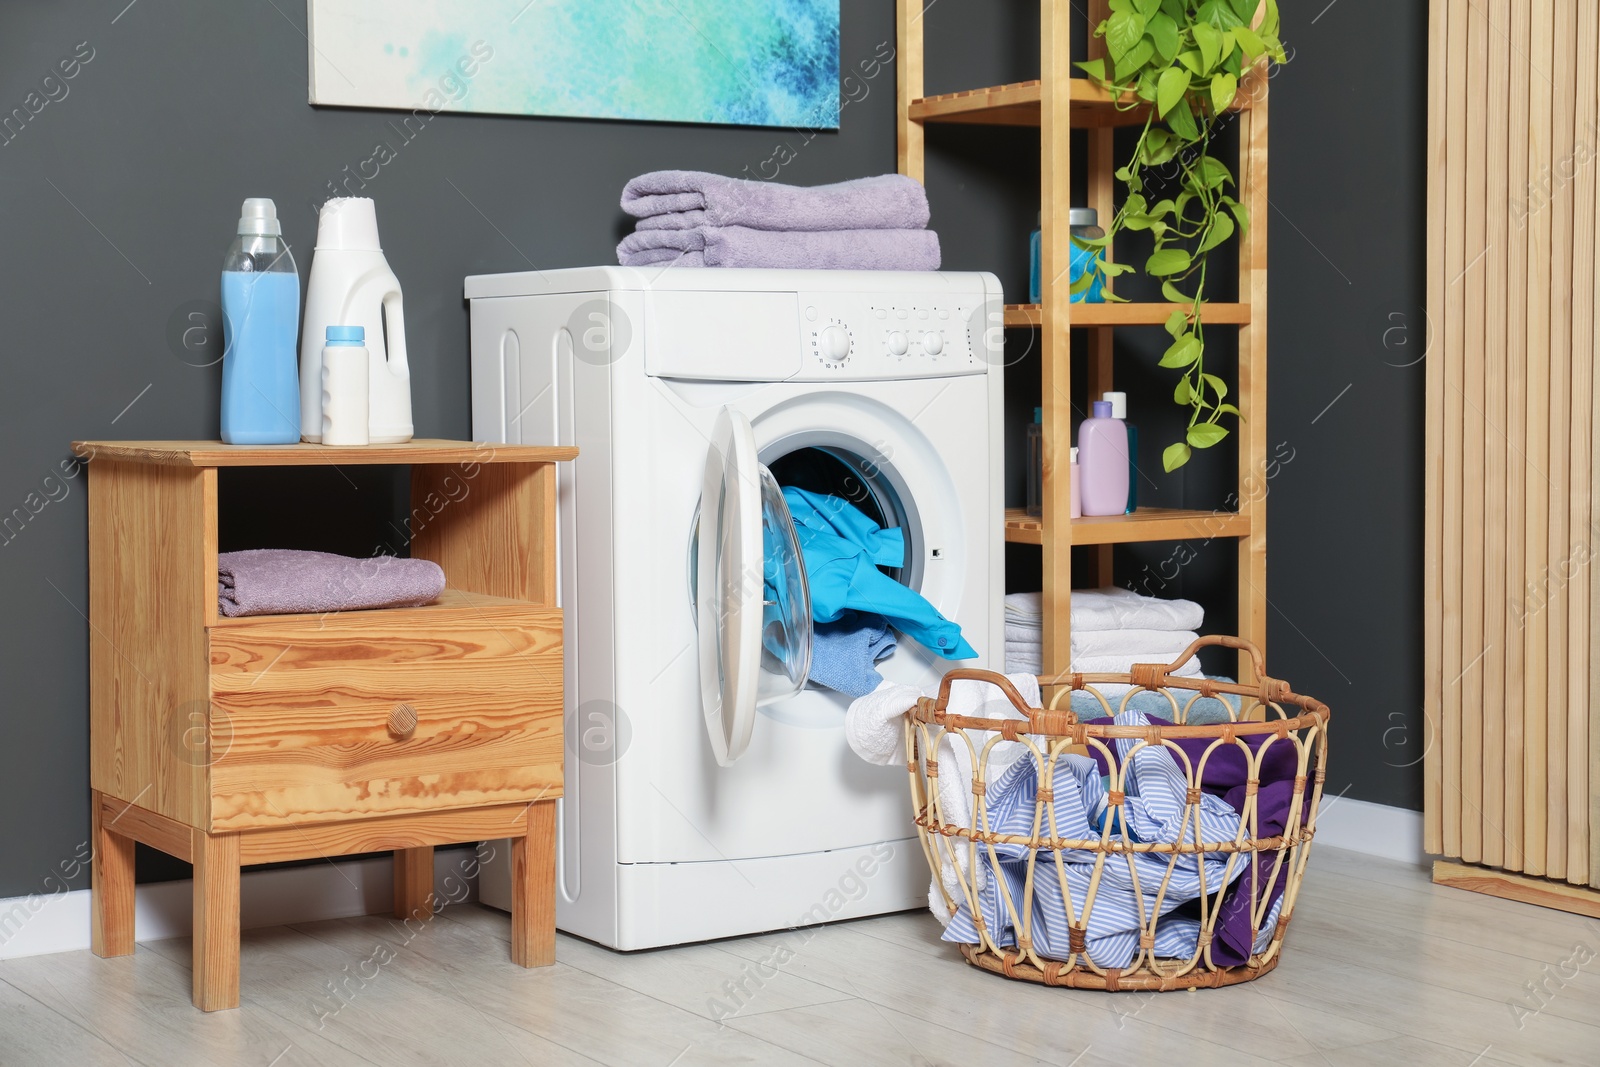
[220,198,300,445]
[320,325,370,447]
[1069,446,1082,519]
[1101,390,1138,513]
[1029,208,1107,305]
[1077,400,1129,517]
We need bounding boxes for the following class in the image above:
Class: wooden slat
[90,790,136,959]
[1003,302,1251,328]
[1459,0,1488,866]
[1003,507,1251,547]
[191,829,240,1012]
[1440,0,1469,861]
[1235,95,1269,686]
[236,803,531,864]
[1086,85,1116,589]
[906,77,1252,128]
[1503,0,1532,874]
[1423,0,1450,856]
[1434,860,1600,919]
[895,0,924,183]
[72,439,575,468]
[96,790,193,862]
[1038,0,1074,678]
[1523,0,1555,877]
[1570,0,1597,887]
[1479,0,1511,872]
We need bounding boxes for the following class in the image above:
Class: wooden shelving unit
[897,0,1270,682]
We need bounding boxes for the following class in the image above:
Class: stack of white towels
[1005,587,1205,683]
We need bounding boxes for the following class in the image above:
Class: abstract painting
[307,0,841,129]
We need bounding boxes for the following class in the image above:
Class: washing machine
[465,266,1004,950]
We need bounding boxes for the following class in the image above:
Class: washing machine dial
[819,324,852,362]
[923,332,943,355]
[887,331,909,356]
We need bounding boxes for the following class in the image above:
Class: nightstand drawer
[206,598,562,831]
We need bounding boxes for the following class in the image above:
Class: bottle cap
[1070,446,1079,463]
[237,197,281,236]
[316,197,383,251]
[1091,400,1113,419]
[325,324,366,345]
[1070,207,1098,228]
[1101,391,1127,419]
[1034,406,1042,423]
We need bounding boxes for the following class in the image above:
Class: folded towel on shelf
[1003,622,1199,660]
[1005,588,1205,633]
[217,549,445,618]
[1003,646,1206,684]
[808,611,897,697]
[621,170,931,232]
[617,225,941,271]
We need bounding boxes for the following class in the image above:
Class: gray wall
[0,0,1424,899]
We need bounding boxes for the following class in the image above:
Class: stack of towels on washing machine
[616,171,941,271]
[1004,587,1205,689]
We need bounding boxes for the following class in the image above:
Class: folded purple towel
[621,171,930,232]
[617,226,941,271]
[217,549,446,617]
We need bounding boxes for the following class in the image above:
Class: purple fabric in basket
[217,549,445,617]
[1081,714,1307,967]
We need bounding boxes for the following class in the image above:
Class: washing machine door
[697,407,812,765]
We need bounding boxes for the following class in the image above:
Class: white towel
[1003,622,1199,659]
[844,673,1040,924]
[1005,588,1204,633]
[1004,642,1204,699]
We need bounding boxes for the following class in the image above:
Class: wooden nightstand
[75,439,575,1011]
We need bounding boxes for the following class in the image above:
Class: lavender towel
[621,171,930,232]
[217,549,446,617]
[617,226,941,271]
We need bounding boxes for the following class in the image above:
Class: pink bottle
[1078,400,1130,516]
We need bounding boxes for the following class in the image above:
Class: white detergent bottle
[300,197,413,443]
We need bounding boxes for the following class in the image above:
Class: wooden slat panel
[1441,0,1469,858]
[1423,0,1450,856]
[1567,0,1596,885]
[1523,0,1555,877]
[1002,302,1251,328]
[73,439,574,468]
[1459,0,1488,865]
[1236,99,1270,687]
[895,0,924,184]
[1479,0,1510,871]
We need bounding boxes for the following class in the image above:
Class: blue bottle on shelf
[220,197,301,444]
[1029,209,1107,305]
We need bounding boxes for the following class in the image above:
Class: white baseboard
[0,847,480,962]
[1312,795,1427,865]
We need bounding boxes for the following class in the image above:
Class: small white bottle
[321,325,370,446]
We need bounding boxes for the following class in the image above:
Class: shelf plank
[1003,302,1251,328]
[1004,507,1251,547]
[72,439,578,468]
[908,77,1253,128]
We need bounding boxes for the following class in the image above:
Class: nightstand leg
[393,846,435,921]
[510,799,557,967]
[90,790,136,958]
[191,829,240,1011]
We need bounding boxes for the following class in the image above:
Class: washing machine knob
[887,331,909,356]
[923,332,943,355]
[820,325,851,362]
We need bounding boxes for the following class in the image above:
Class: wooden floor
[1,847,1598,1065]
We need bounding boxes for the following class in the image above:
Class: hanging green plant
[1074,0,1287,472]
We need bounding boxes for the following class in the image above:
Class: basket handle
[1131,634,1290,703]
[931,668,1063,723]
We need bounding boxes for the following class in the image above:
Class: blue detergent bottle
[220,198,301,444]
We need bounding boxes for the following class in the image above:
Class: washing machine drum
[697,407,812,766]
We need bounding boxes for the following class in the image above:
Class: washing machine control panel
[799,294,992,380]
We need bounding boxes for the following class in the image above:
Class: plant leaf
[1156,67,1191,117]
[1177,49,1205,75]
[1164,308,1188,337]
[1136,0,1162,16]
[1198,212,1235,252]
[1215,402,1242,417]
[1166,95,1200,138]
[1163,442,1193,472]
[1174,377,1194,405]
[1228,198,1250,237]
[1192,22,1222,71]
[1159,334,1201,368]
[1201,372,1229,400]
[1211,71,1238,113]
[1233,25,1266,61]
[1069,271,1095,295]
[1187,422,1229,448]
[1113,37,1156,82]
[1146,247,1192,276]
[1147,13,1180,61]
[1076,57,1107,83]
[1106,9,1146,60]
[1162,280,1193,303]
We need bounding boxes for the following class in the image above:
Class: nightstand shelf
[77,439,574,1011]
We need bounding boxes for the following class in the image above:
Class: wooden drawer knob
[388,703,418,740]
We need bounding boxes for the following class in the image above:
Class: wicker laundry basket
[905,635,1329,991]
